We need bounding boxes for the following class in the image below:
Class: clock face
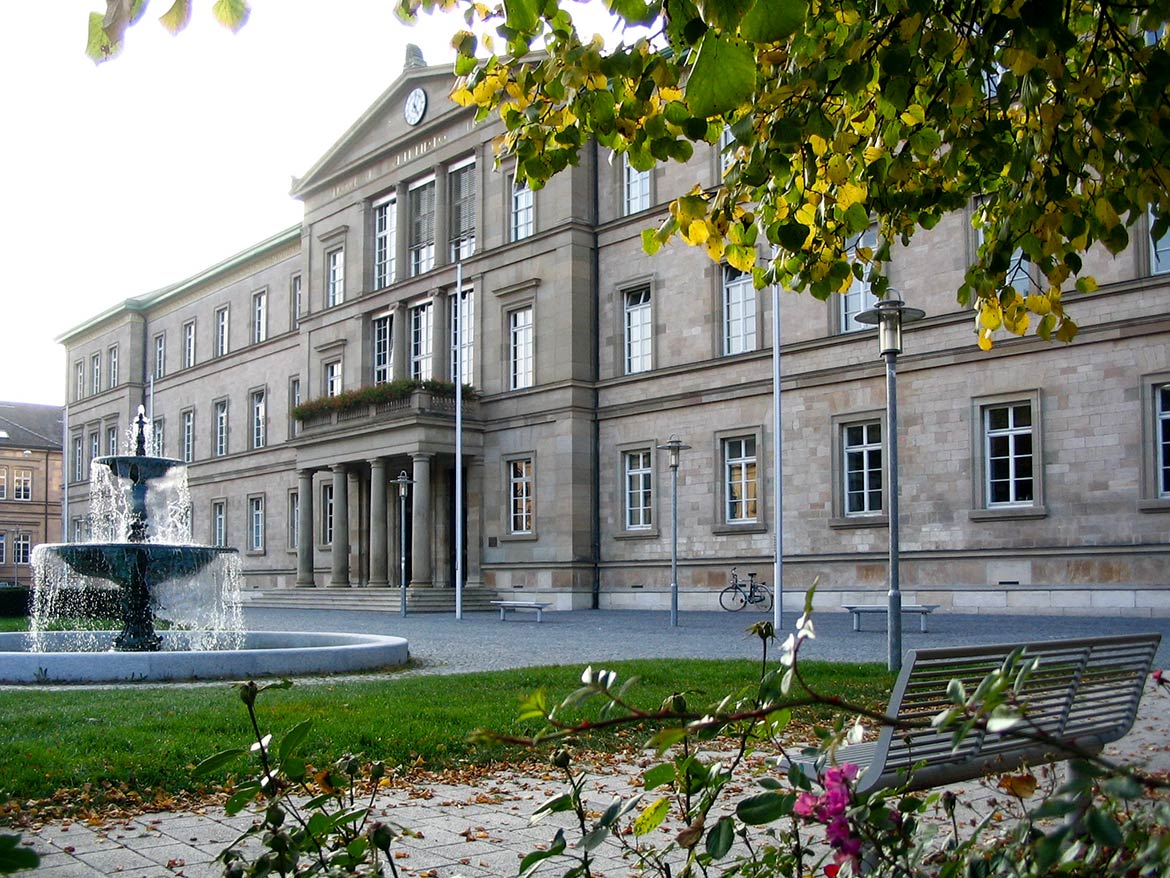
[404,88,427,126]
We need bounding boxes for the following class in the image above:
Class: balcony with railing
[295,384,475,436]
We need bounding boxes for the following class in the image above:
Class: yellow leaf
[977,328,994,351]
[837,182,867,212]
[998,772,1038,799]
[899,104,925,126]
[809,134,828,157]
[1094,197,1120,230]
[979,305,1002,331]
[727,245,756,273]
[451,87,475,107]
[863,145,885,165]
[633,797,671,837]
[1025,293,1051,315]
[706,236,726,262]
[827,155,849,185]
[682,220,709,245]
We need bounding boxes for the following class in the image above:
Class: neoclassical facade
[0,403,63,590]
[59,59,1170,615]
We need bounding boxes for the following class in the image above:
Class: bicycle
[719,568,773,612]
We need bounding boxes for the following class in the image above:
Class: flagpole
[454,261,464,620]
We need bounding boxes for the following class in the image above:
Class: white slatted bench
[490,600,552,622]
[785,632,1161,795]
[842,603,940,632]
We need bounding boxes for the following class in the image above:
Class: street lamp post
[656,435,690,627]
[855,295,925,672]
[392,470,414,618]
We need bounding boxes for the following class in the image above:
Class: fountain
[0,407,407,684]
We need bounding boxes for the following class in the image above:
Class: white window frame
[108,345,119,389]
[718,125,736,174]
[215,306,230,358]
[449,288,474,386]
[509,306,534,390]
[983,401,1035,507]
[289,376,302,437]
[74,360,84,401]
[1158,383,1170,498]
[212,500,226,547]
[14,468,31,502]
[511,173,534,241]
[843,420,884,516]
[325,360,343,397]
[624,449,653,530]
[507,456,534,535]
[321,483,334,545]
[408,175,436,277]
[372,313,393,385]
[373,195,397,289]
[151,419,164,457]
[0,466,6,500]
[72,436,84,483]
[724,436,758,524]
[291,274,303,326]
[622,153,650,215]
[13,533,31,566]
[248,495,265,553]
[91,352,101,396]
[253,290,268,344]
[624,287,652,374]
[182,409,194,463]
[841,226,879,332]
[154,333,166,379]
[410,302,433,381]
[0,534,5,565]
[288,491,299,550]
[214,400,229,457]
[251,389,266,449]
[90,433,100,469]
[722,266,756,355]
[326,248,345,307]
[106,425,118,456]
[448,156,477,261]
[183,320,196,369]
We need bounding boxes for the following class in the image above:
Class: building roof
[0,403,63,451]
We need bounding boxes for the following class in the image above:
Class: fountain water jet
[0,407,408,683]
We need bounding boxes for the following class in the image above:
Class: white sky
[0,1,620,407]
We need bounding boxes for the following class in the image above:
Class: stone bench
[842,603,940,632]
[490,600,552,622]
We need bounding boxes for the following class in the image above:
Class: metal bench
[490,599,552,622]
[842,603,940,632]
[787,633,1161,794]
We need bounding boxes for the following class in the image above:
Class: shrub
[291,380,475,422]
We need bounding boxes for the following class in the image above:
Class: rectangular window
[212,500,226,547]
[182,410,194,463]
[622,154,650,215]
[410,302,433,380]
[322,483,334,545]
[325,360,343,397]
[723,267,756,355]
[151,419,164,457]
[508,458,534,534]
[215,306,229,357]
[975,223,1035,294]
[624,450,653,530]
[718,126,736,173]
[841,226,878,332]
[72,436,84,483]
[372,314,393,385]
[0,467,6,500]
[14,469,31,501]
[985,402,1034,505]
[13,534,30,565]
[251,390,266,449]
[72,518,85,543]
[214,400,229,457]
[449,289,474,384]
[253,290,268,343]
[1159,384,1170,497]
[624,287,652,374]
[291,274,303,326]
[511,175,534,241]
[90,433,100,469]
[448,158,477,261]
[74,361,84,401]
[0,535,5,565]
[843,421,883,515]
[183,320,196,369]
[373,196,397,289]
[509,306,534,390]
[327,248,345,307]
[409,176,436,276]
[90,353,101,396]
[724,436,758,523]
[288,491,299,550]
[290,377,302,437]
[248,496,265,552]
[107,425,118,456]
[154,334,166,379]
[108,345,119,389]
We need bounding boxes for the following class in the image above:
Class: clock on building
[404,87,427,125]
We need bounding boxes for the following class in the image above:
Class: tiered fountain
[0,407,407,684]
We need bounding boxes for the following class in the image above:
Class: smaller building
[0,402,64,589]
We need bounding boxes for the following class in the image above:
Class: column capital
[331,462,349,474]
[410,451,434,463]
[368,456,387,469]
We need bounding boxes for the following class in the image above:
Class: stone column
[432,289,450,382]
[296,469,316,587]
[369,458,389,586]
[433,464,451,589]
[349,468,364,586]
[410,452,433,587]
[466,458,484,587]
[329,464,351,587]
[395,182,410,284]
[434,164,450,269]
[392,302,409,381]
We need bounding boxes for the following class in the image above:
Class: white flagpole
[772,282,783,633]
[454,261,464,620]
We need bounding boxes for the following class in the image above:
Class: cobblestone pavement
[12,607,1170,876]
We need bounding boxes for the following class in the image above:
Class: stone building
[0,403,63,590]
[59,60,1170,616]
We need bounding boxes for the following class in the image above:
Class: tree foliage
[394,0,1170,348]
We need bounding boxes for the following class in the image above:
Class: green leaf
[705,815,735,859]
[277,719,313,763]
[0,833,39,872]
[158,0,192,34]
[643,762,676,790]
[1099,775,1144,800]
[686,32,756,118]
[518,689,549,721]
[533,793,575,820]
[224,782,261,815]
[736,791,792,824]
[519,828,566,875]
[211,0,251,32]
[648,727,688,753]
[605,0,659,26]
[193,748,247,777]
[740,0,807,43]
[86,12,120,64]
[1085,807,1124,848]
[632,797,671,836]
[503,0,539,32]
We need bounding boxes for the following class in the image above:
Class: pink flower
[826,816,862,858]
[793,792,819,818]
[1154,669,1165,688]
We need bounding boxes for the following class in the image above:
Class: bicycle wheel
[720,585,747,611]
[753,585,773,613]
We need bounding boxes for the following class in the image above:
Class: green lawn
[0,659,890,815]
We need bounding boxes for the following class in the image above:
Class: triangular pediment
[292,64,467,199]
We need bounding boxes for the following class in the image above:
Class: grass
[0,658,891,816]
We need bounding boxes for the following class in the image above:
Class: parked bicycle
[719,568,773,612]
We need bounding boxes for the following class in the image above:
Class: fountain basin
[0,631,409,684]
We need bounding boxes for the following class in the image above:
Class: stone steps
[240,587,500,614]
